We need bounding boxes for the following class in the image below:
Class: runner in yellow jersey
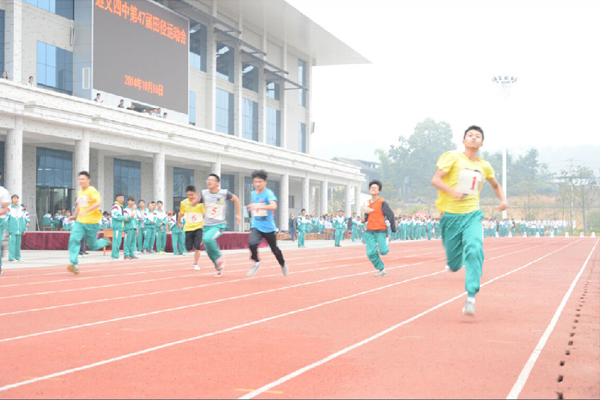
[431,125,507,316]
[179,185,205,271]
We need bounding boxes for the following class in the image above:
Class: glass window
[173,167,194,208]
[298,59,307,107]
[216,88,234,135]
[24,0,74,20]
[37,41,73,94]
[216,42,234,82]
[189,21,207,72]
[266,80,280,101]
[114,159,141,201]
[220,174,235,231]
[266,107,281,147]
[242,98,258,141]
[242,63,258,92]
[36,147,73,188]
[189,91,196,125]
[0,10,5,75]
[299,122,307,153]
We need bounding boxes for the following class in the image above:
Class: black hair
[369,180,383,191]
[251,170,268,181]
[464,125,484,141]
[148,201,156,205]
[185,185,196,193]
[301,209,306,213]
[96,93,101,96]
[138,199,145,204]
[208,173,220,182]
[78,171,90,178]
[116,193,124,198]
[11,194,19,199]
[127,197,135,202]
[157,200,163,204]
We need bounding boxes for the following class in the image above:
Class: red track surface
[0,237,598,399]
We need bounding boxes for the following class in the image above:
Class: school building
[0,0,369,231]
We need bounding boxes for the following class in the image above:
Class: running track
[0,237,598,399]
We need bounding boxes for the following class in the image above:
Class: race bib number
[253,209,268,218]
[206,203,224,220]
[77,196,89,208]
[455,168,483,195]
[187,212,204,224]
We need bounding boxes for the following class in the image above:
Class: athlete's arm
[230,194,241,225]
[486,177,508,211]
[431,169,465,200]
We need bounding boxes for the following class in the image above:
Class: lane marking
[238,240,581,399]
[235,389,283,394]
[506,239,599,399]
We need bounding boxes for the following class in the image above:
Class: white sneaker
[374,269,387,277]
[193,265,200,271]
[281,263,289,276]
[462,300,475,316]
[247,262,261,276]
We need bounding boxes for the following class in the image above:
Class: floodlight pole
[492,76,517,220]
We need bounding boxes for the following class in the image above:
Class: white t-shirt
[0,187,10,220]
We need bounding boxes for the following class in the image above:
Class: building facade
[0,0,368,231]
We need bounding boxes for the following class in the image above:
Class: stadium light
[492,75,518,219]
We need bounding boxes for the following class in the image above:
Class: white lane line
[506,239,599,399]
[0,269,447,393]
[238,240,580,399]
[0,255,446,342]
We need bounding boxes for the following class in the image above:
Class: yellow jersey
[435,151,495,214]
[76,186,103,224]
[180,198,205,231]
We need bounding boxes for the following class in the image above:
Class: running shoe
[374,269,387,277]
[193,264,200,271]
[247,262,261,276]
[281,263,289,276]
[462,300,475,316]
[215,258,225,277]
[67,264,79,274]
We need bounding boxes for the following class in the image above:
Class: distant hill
[504,145,600,175]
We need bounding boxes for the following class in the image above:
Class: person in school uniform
[136,200,146,252]
[169,209,187,256]
[63,211,74,231]
[7,195,25,262]
[0,172,9,275]
[363,180,396,277]
[155,200,168,254]
[333,211,347,247]
[297,209,308,248]
[123,197,138,260]
[143,201,157,253]
[42,212,53,230]
[351,212,360,242]
[111,194,128,260]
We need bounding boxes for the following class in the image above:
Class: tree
[572,166,598,232]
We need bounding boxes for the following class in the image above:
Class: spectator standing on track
[288,212,297,242]
[0,171,8,276]
[297,209,308,248]
[431,125,507,316]
[363,180,396,277]
[179,185,205,271]
[169,209,187,256]
[143,201,157,253]
[7,195,25,262]
[190,173,241,277]
[123,197,138,260]
[246,170,288,277]
[136,200,146,252]
[155,201,168,254]
[66,171,111,274]
[111,194,127,260]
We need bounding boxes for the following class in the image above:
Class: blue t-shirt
[250,189,277,233]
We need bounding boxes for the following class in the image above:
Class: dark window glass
[114,159,141,201]
[216,42,234,82]
[299,122,307,153]
[173,167,194,208]
[0,10,5,75]
[220,174,235,231]
[298,59,307,106]
[242,98,258,141]
[24,0,74,20]
[37,41,73,94]
[189,21,207,72]
[189,91,196,125]
[216,88,234,135]
[36,147,73,188]
[266,80,280,101]
[0,141,4,186]
[242,63,258,92]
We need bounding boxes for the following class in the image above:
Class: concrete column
[355,185,362,216]
[96,150,105,198]
[321,180,328,216]
[211,155,222,177]
[233,43,243,138]
[280,40,288,149]
[258,66,267,144]
[153,150,166,203]
[73,130,90,188]
[238,171,247,231]
[205,21,217,131]
[345,184,352,217]
[6,116,23,196]
[280,173,289,231]
[302,177,310,212]
[5,0,23,83]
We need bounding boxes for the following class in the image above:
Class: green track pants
[364,231,389,271]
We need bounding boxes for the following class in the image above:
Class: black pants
[79,237,86,254]
[249,228,285,266]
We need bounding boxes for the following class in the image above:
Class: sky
[287,0,600,164]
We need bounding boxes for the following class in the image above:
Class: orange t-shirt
[366,198,387,231]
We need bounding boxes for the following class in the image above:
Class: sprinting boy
[431,125,507,316]
[363,180,396,276]
[179,185,205,271]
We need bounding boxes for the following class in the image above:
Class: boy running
[431,125,507,316]
[246,170,288,277]
[190,174,241,277]
[179,185,205,271]
[363,180,396,277]
[67,171,111,274]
